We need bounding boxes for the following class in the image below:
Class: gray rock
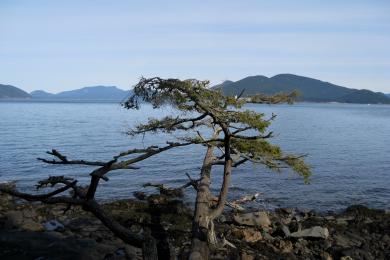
[233,211,271,227]
[335,216,354,225]
[124,245,142,259]
[282,225,291,237]
[44,220,65,231]
[290,226,329,239]
[334,234,362,248]
[262,232,275,241]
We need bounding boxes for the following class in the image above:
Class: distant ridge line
[213,74,390,104]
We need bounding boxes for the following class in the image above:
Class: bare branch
[38,149,111,167]
[236,89,245,100]
[1,181,78,201]
[0,186,144,247]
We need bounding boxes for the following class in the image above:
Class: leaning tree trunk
[189,145,215,260]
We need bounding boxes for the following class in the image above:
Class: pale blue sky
[1,0,389,93]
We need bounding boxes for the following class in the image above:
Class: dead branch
[38,149,109,166]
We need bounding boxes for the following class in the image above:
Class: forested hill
[0,84,31,99]
[213,74,390,104]
[31,86,131,101]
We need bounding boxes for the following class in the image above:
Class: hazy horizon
[1,0,389,93]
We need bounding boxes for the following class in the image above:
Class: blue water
[0,101,389,212]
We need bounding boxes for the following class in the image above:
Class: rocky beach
[1,190,389,260]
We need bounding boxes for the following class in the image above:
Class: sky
[0,0,389,93]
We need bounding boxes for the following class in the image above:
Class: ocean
[1,101,389,212]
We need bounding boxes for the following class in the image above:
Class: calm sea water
[0,101,389,212]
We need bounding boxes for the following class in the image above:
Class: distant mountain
[31,86,131,101]
[387,93,390,98]
[214,74,390,104]
[212,80,234,89]
[0,84,31,99]
[30,90,55,99]
[338,89,390,104]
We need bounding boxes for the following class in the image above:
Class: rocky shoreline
[0,192,389,260]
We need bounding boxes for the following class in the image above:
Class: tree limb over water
[1,77,311,259]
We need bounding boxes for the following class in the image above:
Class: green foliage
[124,77,311,182]
[250,90,299,104]
[231,138,311,183]
[228,110,270,133]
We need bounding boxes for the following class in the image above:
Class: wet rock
[290,226,329,239]
[233,211,271,228]
[43,219,65,232]
[133,191,146,200]
[275,208,295,215]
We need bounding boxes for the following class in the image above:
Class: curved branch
[0,180,77,201]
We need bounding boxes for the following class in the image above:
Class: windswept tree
[124,77,310,259]
[0,77,310,260]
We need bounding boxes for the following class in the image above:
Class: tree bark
[210,158,232,220]
[189,145,215,260]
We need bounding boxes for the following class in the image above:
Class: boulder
[232,228,262,243]
[233,211,271,228]
[290,226,329,239]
